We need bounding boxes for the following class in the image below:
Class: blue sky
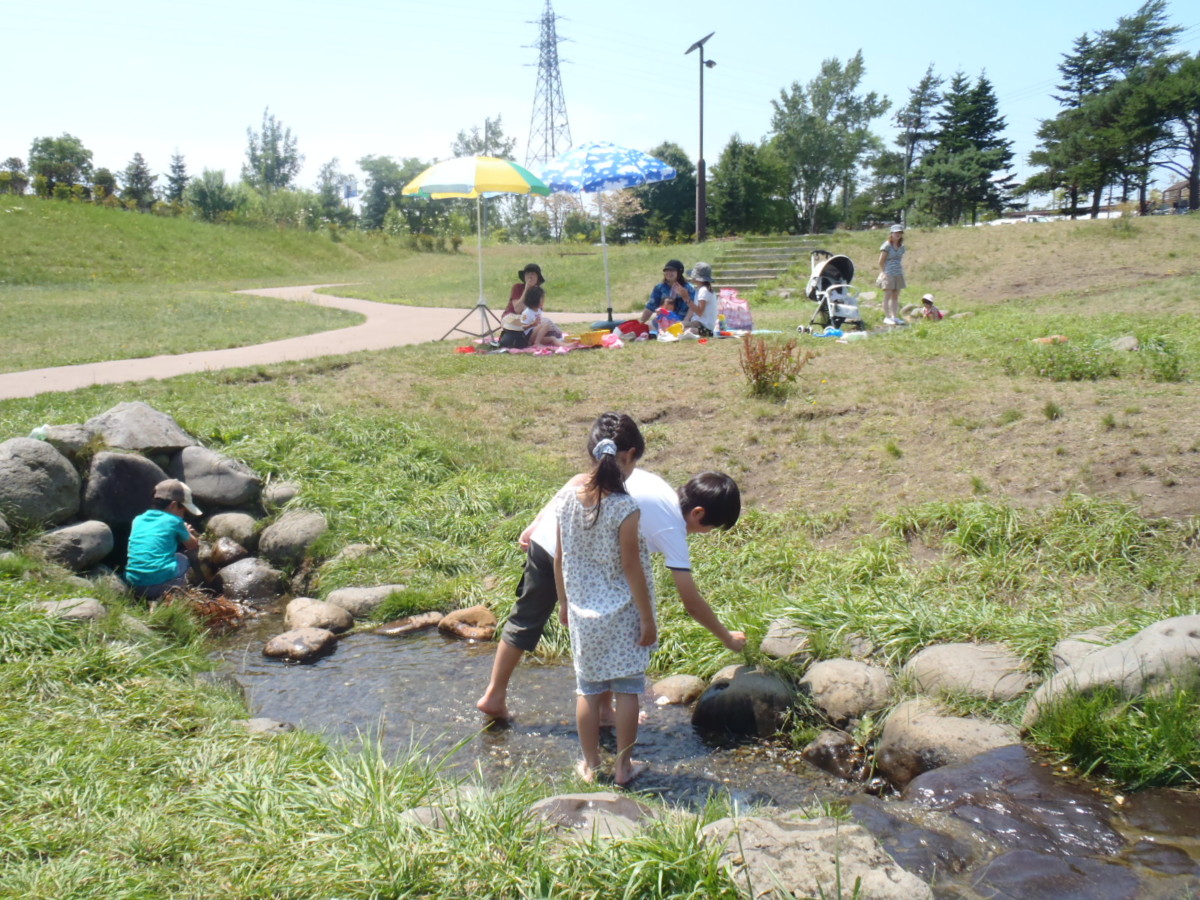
[7,0,1198,194]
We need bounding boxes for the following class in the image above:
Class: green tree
[315,158,356,226]
[186,169,239,222]
[92,167,117,201]
[452,115,517,159]
[165,153,189,204]
[28,133,93,195]
[358,155,441,233]
[0,157,28,195]
[769,51,889,232]
[629,141,696,240]
[243,108,303,192]
[120,152,157,211]
[894,64,943,217]
[708,136,789,235]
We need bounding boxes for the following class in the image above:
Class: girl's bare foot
[614,760,646,788]
[475,694,509,719]
[574,759,596,783]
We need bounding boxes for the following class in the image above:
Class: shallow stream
[213,615,1200,899]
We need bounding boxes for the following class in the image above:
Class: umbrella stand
[440,195,502,342]
[592,195,625,331]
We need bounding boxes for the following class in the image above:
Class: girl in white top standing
[554,413,656,786]
[683,262,717,337]
[878,224,908,326]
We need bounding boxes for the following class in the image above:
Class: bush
[739,336,814,399]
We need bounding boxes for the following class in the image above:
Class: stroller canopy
[806,252,855,302]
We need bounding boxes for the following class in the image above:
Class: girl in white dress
[554,413,656,786]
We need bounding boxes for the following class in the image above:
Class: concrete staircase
[711,235,819,295]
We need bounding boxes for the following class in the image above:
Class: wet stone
[902,744,1126,858]
[848,798,982,881]
[528,792,658,840]
[802,730,868,782]
[439,605,497,641]
[969,848,1143,900]
[1123,840,1199,877]
[1120,787,1200,837]
[692,665,795,737]
[375,611,444,636]
[263,627,337,662]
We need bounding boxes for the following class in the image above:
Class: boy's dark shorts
[501,541,557,652]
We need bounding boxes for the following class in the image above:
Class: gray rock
[802,730,869,781]
[84,402,197,454]
[201,536,249,570]
[701,811,933,900]
[759,618,813,666]
[1053,626,1117,671]
[40,423,96,461]
[262,480,300,510]
[876,699,1020,789]
[119,614,153,636]
[258,509,328,565]
[527,792,658,840]
[323,542,373,566]
[194,670,246,701]
[325,584,407,618]
[238,717,294,735]
[32,520,114,571]
[375,611,444,636]
[1023,614,1200,728]
[168,446,261,508]
[0,511,8,541]
[905,642,1034,702]
[398,806,453,830]
[971,849,1142,900]
[36,597,107,621]
[81,451,169,525]
[1110,335,1140,352]
[263,627,337,661]
[0,437,81,526]
[651,674,707,706]
[285,597,353,633]
[218,557,285,606]
[692,665,796,737]
[799,658,893,725]
[205,512,259,550]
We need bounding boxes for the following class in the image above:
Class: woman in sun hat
[683,262,717,337]
[504,263,545,317]
[877,224,908,326]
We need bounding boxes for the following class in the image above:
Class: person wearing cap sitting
[919,293,944,320]
[124,479,201,599]
[638,259,696,326]
[505,263,545,317]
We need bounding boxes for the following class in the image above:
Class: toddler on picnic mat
[553,413,656,786]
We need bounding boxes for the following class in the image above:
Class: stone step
[715,267,789,279]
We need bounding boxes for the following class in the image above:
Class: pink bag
[718,290,753,331]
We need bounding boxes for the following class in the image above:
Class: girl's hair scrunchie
[592,438,618,461]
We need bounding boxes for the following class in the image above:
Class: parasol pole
[475,194,487,336]
[599,193,613,324]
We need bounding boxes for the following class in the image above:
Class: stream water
[212,615,1200,899]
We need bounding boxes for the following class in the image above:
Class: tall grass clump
[739,336,814,399]
[1027,685,1200,789]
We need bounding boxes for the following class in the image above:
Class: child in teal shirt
[125,479,201,599]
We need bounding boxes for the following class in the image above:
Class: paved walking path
[0,284,602,401]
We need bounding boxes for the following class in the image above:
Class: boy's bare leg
[613,692,645,787]
[576,693,603,781]
[476,641,524,718]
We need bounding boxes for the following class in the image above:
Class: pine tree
[166,153,188,205]
[243,108,302,192]
[120,152,157,211]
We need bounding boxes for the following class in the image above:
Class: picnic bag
[718,289,753,331]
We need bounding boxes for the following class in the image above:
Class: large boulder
[875,699,1020,789]
[1052,626,1116,671]
[1023,615,1200,728]
[905,642,1034,702]
[0,438,81,526]
[651,674,707,706]
[39,424,96,462]
[325,584,407,618]
[168,446,261,508]
[84,402,197,454]
[802,730,869,781]
[263,627,337,662]
[285,597,353,633]
[81,451,169,525]
[759,618,814,666]
[799,658,893,725]
[258,509,328,565]
[217,557,285,606]
[36,597,107,621]
[31,520,114,571]
[527,792,659,840]
[701,811,933,900]
[262,480,300,510]
[205,512,259,550]
[438,604,497,641]
[375,611,444,636]
[691,665,795,737]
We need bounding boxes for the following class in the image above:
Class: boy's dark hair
[679,472,741,530]
[524,285,544,310]
[150,497,172,511]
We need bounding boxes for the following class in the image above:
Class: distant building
[1162,180,1191,209]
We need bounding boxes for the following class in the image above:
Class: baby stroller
[801,250,865,332]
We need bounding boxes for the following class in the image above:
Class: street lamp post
[686,32,715,243]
